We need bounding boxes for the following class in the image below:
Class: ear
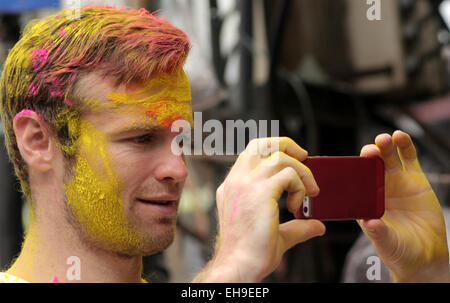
[13,111,55,172]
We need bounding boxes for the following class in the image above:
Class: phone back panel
[295,156,385,221]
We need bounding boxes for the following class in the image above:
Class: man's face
[63,70,192,256]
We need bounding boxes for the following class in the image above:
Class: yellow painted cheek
[63,121,142,250]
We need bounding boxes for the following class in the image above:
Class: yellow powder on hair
[53,109,81,157]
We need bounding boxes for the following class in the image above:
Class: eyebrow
[109,122,166,137]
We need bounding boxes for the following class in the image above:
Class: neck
[6,210,144,283]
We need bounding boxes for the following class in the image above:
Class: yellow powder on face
[108,69,191,104]
[107,69,193,127]
[63,120,144,252]
[144,100,192,128]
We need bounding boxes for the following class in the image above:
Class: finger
[278,137,309,161]
[360,144,381,158]
[269,167,306,213]
[246,137,308,162]
[257,152,319,197]
[374,133,402,173]
[279,219,326,252]
[392,130,422,172]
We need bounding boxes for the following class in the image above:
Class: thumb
[279,219,326,252]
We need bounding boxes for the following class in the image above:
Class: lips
[136,196,179,216]
[136,195,180,206]
[137,198,174,205]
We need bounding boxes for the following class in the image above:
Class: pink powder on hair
[50,77,64,98]
[50,91,64,97]
[30,48,49,72]
[13,110,34,121]
[28,83,39,96]
[59,28,65,37]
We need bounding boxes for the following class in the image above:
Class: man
[0,6,448,283]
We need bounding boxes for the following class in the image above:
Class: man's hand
[359,130,450,282]
[193,137,325,282]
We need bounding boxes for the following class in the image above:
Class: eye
[130,134,154,145]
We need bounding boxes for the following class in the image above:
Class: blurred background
[0,0,449,282]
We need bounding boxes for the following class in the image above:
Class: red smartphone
[294,156,385,221]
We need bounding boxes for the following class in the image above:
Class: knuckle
[223,178,232,190]
[283,166,298,177]
[223,178,243,192]
[282,136,294,143]
[247,138,260,149]
[267,151,285,164]
[271,150,284,158]
[216,183,224,198]
[301,164,312,177]
[298,183,306,193]
[281,136,295,147]
[245,138,260,156]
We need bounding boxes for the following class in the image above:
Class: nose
[153,146,188,184]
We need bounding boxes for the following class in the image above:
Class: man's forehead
[73,70,193,129]
[107,70,191,105]
[73,70,191,109]
[73,71,114,105]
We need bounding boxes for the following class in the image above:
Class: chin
[128,221,177,256]
[104,231,175,257]
[138,229,176,256]
[92,214,178,257]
